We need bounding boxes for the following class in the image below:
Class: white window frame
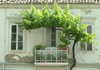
[45,28,58,47]
[80,24,94,51]
[10,24,24,51]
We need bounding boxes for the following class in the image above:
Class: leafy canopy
[16,3,95,46]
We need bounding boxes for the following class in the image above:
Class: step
[0,63,36,70]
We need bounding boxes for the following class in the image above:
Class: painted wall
[0,4,100,64]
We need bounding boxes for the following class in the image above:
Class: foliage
[62,20,96,43]
[16,3,96,70]
[16,3,69,29]
[46,53,56,60]
[16,3,95,46]
[57,51,67,60]
[36,53,44,60]
[36,44,47,50]
[58,44,67,48]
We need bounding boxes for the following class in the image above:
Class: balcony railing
[0,0,100,4]
[35,47,68,63]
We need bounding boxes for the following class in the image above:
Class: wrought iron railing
[0,0,100,4]
[35,47,68,63]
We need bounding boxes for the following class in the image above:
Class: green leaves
[16,3,96,46]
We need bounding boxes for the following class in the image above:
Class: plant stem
[70,40,76,70]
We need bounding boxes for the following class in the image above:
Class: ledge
[75,64,100,68]
[0,4,100,9]
[34,62,69,67]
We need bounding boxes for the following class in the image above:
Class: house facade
[0,1,100,70]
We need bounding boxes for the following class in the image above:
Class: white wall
[0,4,100,64]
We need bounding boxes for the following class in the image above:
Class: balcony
[34,47,69,66]
[0,0,100,4]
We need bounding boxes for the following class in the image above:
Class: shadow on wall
[5,54,34,63]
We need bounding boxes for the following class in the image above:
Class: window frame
[45,28,58,47]
[80,24,94,51]
[10,24,24,51]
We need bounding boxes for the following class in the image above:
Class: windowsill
[9,51,27,54]
[34,62,69,66]
[80,50,94,54]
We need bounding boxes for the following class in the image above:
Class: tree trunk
[70,40,77,70]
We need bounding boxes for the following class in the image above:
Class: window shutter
[46,28,56,47]
[46,28,51,47]
[80,41,86,50]
[51,28,56,47]
[87,25,92,34]
[87,43,92,50]
[87,25,93,50]
[80,24,93,51]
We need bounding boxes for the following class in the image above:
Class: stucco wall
[0,4,100,64]
[0,9,5,62]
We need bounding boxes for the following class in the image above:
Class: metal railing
[35,47,68,63]
[0,0,100,4]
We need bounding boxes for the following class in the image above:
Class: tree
[16,3,95,70]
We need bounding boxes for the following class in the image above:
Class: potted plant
[36,54,41,62]
[36,44,47,50]
[46,53,56,62]
[57,52,67,62]
[46,53,52,62]
[57,53,62,62]
[52,56,56,62]
[36,53,45,62]
[41,56,45,62]
[58,44,67,50]
[62,52,67,62]
[58,32,70,50]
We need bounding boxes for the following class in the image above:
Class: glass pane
[46,34,50,40]
[18,42,23,50]
[52,28,56,33]
[87,43,92,50]
[46,33,51,47]
[18,29,23,34]
[11,42,16,50]
[51,41,56,47]
[46,28,51,34]
[46,40,51,47]
[80,42,85,50]
[18,34,23,41]
[87,25,92,34]
[12,25,16,33]
[18,25,21,28]
[51,34,56,40]
[11,34,16,41]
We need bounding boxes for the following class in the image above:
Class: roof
[0,0,99,4]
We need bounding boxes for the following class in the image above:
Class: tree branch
[56,29,62,31]
[68,39,75,40]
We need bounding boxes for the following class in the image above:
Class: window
[80,25,93,51]
[10,24,23,50]
[46,28,56,47]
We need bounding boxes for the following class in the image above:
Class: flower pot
[52,60,56,62]
[36,47,45,50]
[43,48,45,50]
[47,61,51,62]
[42,61,45,62]
[57,61,62,62]
[62,59,67,62]
[60,47,67,50]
